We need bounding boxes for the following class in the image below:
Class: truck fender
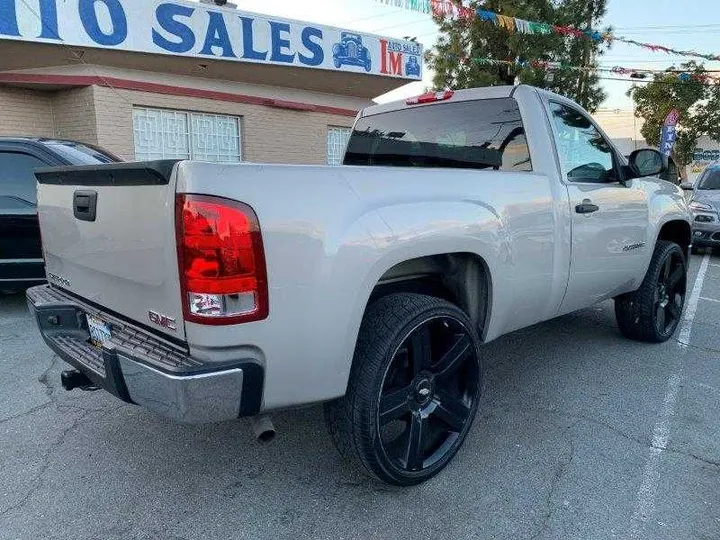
[642,183,692,274]
[328,202,508,396]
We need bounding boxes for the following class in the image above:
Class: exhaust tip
[250,415,276,444]
[257,429,276,444]
[60,369,95,391]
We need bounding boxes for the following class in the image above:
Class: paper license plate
[87,315,112,347]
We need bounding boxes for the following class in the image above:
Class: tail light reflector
[176,194,268,325]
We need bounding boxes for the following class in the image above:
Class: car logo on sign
[148,310,177,331]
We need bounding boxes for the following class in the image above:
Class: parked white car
[28,85,691,485]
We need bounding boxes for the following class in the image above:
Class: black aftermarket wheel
[615,240,687,343]
[324,293,483,486]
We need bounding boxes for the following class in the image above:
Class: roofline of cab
[363,84,576,119]
[362,85,517,118]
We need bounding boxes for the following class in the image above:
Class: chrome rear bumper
[26,285,264,423]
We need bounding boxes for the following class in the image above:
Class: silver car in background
[684,163,720,251]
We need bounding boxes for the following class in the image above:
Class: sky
[222,0,720,111]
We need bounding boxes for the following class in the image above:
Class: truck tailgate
[35,161,185,340]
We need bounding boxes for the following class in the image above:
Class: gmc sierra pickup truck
[27,85,691,486]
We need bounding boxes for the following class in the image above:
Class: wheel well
[369,253,491,337]
[658,220,691,255]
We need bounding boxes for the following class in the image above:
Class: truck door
[546,101,650,315]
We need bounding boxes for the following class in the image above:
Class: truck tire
[614,240,687,343]
[324,293,483,486]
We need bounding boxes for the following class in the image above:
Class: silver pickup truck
[27,85,691,485]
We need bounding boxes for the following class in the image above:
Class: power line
[371,16,437,34]
[16,0,148,109]
[335,9,407,26]
[596,75,718,86]
[614,23,720,30]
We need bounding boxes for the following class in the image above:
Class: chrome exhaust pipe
[250,415,276,443]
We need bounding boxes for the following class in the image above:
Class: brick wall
[0,87,55,138]
[91,86,356,164]
[52,87,98,144]
[0,83,357,164]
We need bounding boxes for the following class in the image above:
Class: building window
[327,126,351,165]
[133,107,242,163]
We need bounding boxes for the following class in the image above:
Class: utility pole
[577,0,594,106]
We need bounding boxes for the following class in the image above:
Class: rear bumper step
[26,285,264,423]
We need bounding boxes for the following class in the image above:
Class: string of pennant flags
[377,0,720,62]
[438,55,720,84]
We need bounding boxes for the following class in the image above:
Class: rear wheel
[615,240,687,342]
[324,293,483,486]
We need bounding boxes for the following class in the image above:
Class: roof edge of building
[0,72,359,118]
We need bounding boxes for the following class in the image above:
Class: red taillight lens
[176,194,268,325]
[406,90,454,105]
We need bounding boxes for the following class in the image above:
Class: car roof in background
[0,136,89,146]
[0,137,122,163]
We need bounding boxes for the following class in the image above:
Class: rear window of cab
[343,98,532,172]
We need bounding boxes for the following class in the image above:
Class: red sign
[380,39,403,76]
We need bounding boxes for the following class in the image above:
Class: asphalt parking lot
[1,252,720,540]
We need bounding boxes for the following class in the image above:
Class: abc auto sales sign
[0,0,423,80]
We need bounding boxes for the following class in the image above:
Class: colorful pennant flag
[376,2,720,62]
[434,54,720,84]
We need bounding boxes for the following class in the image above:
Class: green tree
[428,0,608,111]
[630,62,720,166]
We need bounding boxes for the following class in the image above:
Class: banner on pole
[660,109,680,157]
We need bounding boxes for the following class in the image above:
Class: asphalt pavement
[1,252,719,540]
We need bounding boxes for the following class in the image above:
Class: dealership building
[0,0,423,164]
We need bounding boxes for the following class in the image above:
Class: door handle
[575,199,599,214]
[73,190,98,222]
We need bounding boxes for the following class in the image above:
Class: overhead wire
[16,0,145,108]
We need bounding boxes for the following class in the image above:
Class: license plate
[86,315,112,348]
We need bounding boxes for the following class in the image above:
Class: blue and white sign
[0,0,423,80]
[659,108,680,157]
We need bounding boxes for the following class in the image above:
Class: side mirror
[680,182,694,190]
[628,148,666,178]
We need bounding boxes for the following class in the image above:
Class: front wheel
[615,240,687,343]
[324,293,483,486]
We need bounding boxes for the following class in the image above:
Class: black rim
[377,316,480,473]
[655,251,686,335]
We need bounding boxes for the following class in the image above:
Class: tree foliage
[630,62,720,166]
[428,0,609,112]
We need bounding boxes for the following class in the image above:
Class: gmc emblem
[148,310,177,331]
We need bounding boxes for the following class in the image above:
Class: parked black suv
[0,138,121,293]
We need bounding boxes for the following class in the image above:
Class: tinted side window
[698,169,720,190]
[344,98,532,172]
[550,102,616,183]
[0,152,48,205]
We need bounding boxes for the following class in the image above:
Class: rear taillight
[176,194,268,325]
[406,90,454,105]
